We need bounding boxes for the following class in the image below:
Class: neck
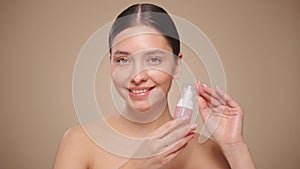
[108,104,173,137]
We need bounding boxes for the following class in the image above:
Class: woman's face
[110,25,181,112]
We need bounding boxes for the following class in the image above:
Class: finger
[198,95,210,122]
[215,86,240,108]
[196,82,221,107]
[197,83,226,121]
[162,132,195,157]
[149,118,188,138]
[198,94,208,111]
[195,82,202,94]
[213,85,227,105]
[199,87,221,108]
[202,84,227,107]
[159,124,197,150]
[163,148,184,165]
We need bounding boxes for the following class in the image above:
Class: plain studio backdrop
[1,0,299,169]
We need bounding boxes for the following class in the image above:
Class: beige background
[1,0,300,169]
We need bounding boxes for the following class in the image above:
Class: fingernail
[188,133,195,139]
[191,124,197,130]
[202,83,207,87]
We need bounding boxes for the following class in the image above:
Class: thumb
[198,95,210,124]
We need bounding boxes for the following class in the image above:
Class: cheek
[153,59,178,78]
[111,65,130,88]
[148,70,173,88]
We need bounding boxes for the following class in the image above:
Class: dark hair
[109,3,180,57]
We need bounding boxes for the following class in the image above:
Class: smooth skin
[53,26,255,169]
[196,83,256,169]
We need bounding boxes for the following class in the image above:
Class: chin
[131,103,152,112]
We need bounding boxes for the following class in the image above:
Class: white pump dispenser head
[176,84,196,109]
[181,85,194,109]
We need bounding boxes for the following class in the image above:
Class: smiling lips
[128,86,155,97]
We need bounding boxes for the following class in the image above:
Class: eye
[147,56,162,64]
[116,57,130,65]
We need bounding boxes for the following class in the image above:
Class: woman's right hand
[119,118,197,169]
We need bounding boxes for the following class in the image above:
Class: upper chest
[89,141,209,169]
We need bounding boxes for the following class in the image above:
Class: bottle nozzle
[182,84,195,109]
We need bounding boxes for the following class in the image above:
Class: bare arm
[197,82,256,169]
[220,143,255,169]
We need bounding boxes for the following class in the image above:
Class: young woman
[53,3,256,169]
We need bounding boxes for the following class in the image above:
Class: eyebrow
[144,49,167,55]
[113,49,167,56]
[113,50,130,55]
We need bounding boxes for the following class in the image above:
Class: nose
[131,69,148,84]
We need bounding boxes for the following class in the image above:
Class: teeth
[131,89,148,94]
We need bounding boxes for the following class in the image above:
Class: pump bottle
[174,84,197,123]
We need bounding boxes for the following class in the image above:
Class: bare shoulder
[53,125,94,169]
[184,134,230,168]
[63,125,90,142]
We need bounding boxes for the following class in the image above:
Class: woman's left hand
[196,82,244,148]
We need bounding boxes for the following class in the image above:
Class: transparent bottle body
[174,106,193,123]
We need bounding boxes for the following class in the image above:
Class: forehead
[111,25,172,54]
